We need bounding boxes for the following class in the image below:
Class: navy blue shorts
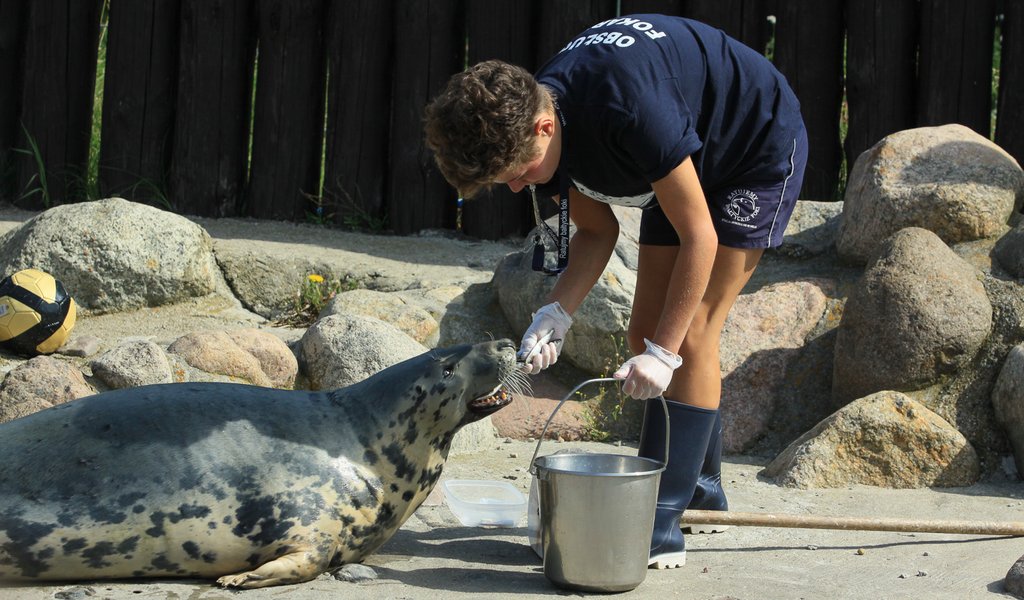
[639,127,808,248]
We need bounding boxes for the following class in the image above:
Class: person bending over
[424,13,807,569]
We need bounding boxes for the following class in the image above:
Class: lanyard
[529,169,569,275]
[530,103,570,275]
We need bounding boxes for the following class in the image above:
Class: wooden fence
[0,0,1020,240]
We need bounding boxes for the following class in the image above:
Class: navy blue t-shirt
[534,15,802,208]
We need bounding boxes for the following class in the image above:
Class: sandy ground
[1,440,1022,600]
[2,206,1023,598]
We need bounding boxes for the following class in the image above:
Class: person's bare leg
[631,244,764,564]
[628,243,763,409]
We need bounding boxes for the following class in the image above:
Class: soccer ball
[0,268,77,356]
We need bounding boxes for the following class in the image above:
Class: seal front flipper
[216,549,327,589]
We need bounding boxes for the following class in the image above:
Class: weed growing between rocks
[274,273,357,328]
[580,335,646,442]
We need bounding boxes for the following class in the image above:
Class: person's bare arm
[648,155,718,353]
[545,188,619,314]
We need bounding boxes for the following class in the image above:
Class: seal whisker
[502,369,533,399]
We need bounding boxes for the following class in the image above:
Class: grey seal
[0,339,519,588]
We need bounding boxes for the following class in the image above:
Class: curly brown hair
[424,60,552,198]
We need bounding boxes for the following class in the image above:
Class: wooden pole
[682,510,1024,537]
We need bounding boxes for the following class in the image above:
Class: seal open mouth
[469,388,513,415]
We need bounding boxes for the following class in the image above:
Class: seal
[0,339,521,588]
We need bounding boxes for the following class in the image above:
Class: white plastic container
[442,479,527,527]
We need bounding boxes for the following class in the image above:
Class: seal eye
[443,365,454,378]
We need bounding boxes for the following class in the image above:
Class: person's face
[494,114,560,194]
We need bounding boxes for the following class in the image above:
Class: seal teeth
[469,388,513,414]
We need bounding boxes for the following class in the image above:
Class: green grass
[13,123,49,206]
[84,0,109,202]
[992,14,1002,140]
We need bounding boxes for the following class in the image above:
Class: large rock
[215,252,347,319]
[993,222,1024,278]
[205,218,516,319]
[833,228,992,405]
[225,328,299,389]
[838,124,1024,265]
[720,280,831,452]
[90,340,173,389]
[395,284,514,349]
[0,356,94,423]
[299,314,426,390]
[493,243,634,375]
[0,198,219,312]
[321,289,440,347]
[931,273,1024,474]
[167,330,297,388]
[763,390,980,488]
[992,344,1024,475]
[1007,554,1024,599]
[777,200,843,259]
[448,418,500,457]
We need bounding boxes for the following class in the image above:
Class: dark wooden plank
[772,0,845,200]
[169,0,255,217]
[0,0,27,202]
[388,0,461,235]
[918,0,997,136]
[247,0,327,222]
[619,0,685,17]
[536,0,618,68]
[996,0,1024,167]
[682,0,774,53]
[323,0,393,230]
[15,0,103,208]
[460,0,537,241]
[99,0,180,206]
[845,0,918,167]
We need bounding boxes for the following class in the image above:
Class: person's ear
[536,115,555,137]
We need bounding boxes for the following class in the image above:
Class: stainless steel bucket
[530,378,669,593]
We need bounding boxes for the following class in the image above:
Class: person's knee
[679,316,719,362]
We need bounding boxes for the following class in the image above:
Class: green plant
[579,334,646,442]
[86,0,109,200]
[273,273,357,327]
[764,14,777,62]
[92,170,172,209]
[124,176,172,210]
[992,13,1003,141]
[14,123,50,207]
[327,183,389,232]
[303,191,336,226]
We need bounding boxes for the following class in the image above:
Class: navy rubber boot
[683,409,729,534]
[637,397,717,569]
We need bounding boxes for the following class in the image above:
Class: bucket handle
[529,378,670,474]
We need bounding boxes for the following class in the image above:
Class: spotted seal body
[0,339,518,588]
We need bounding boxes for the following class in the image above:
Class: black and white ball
[0,268,77,356]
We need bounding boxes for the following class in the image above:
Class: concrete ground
[3,440,1022,600]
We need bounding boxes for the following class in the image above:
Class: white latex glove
[613,338,683,400]
[518,302,573,375]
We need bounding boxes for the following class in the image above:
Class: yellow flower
[307,274,324,283]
